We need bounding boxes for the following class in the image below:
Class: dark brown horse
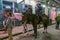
[22,13,40,38]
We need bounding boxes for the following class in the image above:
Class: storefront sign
[5,6,11,9]
[14,13,23,21]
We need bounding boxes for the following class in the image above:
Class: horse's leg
[38,17,42,28]
[37,17,41,29]
[23,21,27,33]
[32,24,37,38]
[37,20,41,29]
[37,24,39,29]
[43,24,48,33]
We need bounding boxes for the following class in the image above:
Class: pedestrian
[7,12,13,40]
[42,14,49,33]
[55,14,60,30]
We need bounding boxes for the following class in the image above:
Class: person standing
[55,14,60,30]
[6,12,13,40]
[7,16,13,40]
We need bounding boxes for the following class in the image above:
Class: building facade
[0,0,20,29]
[0,0,17,14]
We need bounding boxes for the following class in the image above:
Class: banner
[14,13,23,21]
[51,8,55,21]
[51,8,56,23]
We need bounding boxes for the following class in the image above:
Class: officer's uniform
[35,5,42,24]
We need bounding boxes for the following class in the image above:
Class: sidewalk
[12,24,60,40]
[0,24,34,39]
[0,24,59,39]
[0,26,24,38]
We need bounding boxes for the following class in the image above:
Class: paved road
[5,24,60,40]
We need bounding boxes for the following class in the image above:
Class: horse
[22,13,41,38]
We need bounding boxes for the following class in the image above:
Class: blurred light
[30,0,36,6]
[25,0,30,4]
[42,5,46,8]
[48,6,50,8]
[48,2,49,4]
[17,0,22,3]
[6,6,11,9]
[53,7,56,9]
[30,0,36,14]
[52,4,54,6]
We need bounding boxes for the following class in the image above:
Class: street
[0,0,60,40]
[5,24,60,40]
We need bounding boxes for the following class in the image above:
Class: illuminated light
[53,7,56,9]
[17,0,22,3]
[42,5,46,8]
[30,0,36,6]
[6,6,11,9]
[48,2,49,4]
[25,0,30,4]
[30,0,36,14]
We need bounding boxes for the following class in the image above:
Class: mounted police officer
[4,11,13,40]
[22,5,38,38]
[35,2,43,24]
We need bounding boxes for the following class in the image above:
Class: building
[0,0,18,29]
[0,0,17,14]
